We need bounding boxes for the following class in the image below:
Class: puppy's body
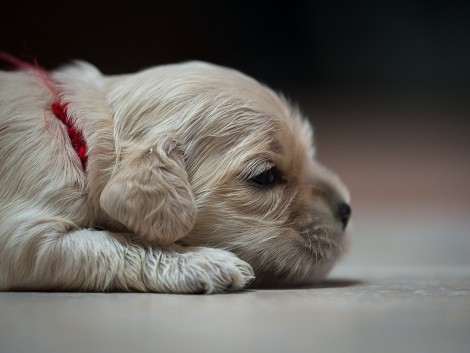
[0,61,350,293]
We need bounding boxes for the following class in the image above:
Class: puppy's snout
[336,202,351,229]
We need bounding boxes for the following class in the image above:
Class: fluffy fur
[0,61,350,293]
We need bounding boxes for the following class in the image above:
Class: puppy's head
[106,62,351,286]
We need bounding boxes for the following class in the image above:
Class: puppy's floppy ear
[100,135,196,245]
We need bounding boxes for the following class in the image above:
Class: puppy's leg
[101,134,196,245]
[0,218,253,293]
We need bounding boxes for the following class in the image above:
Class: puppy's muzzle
[336,202,351,229]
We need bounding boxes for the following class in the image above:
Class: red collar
[50,101,88,169]
[1,52,88,170]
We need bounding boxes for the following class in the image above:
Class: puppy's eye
[250,167,280,186]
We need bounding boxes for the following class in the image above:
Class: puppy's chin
[250,225,346,287]
[254,229,352,289]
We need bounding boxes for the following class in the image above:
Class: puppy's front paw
[156,247,255,294]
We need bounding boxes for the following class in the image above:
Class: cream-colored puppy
[0,59,351,293]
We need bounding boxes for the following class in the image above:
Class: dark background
[2,0,469,97]
[2,0,470,211]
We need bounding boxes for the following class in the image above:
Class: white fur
[0,61,349,293]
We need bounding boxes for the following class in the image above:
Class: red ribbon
[1,52,87,170]
[50,101,88,169]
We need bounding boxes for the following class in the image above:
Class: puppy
[0,57,351,293]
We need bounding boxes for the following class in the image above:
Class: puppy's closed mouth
[298,224,344,260]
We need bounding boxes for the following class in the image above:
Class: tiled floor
[1,95,469,353]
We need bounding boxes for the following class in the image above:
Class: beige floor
[1,96,469,353]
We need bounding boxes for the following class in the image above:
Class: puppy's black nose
[337,202,351,229]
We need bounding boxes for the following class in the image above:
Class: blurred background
[2,0,470,266]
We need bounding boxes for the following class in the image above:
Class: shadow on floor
[249,278,363,291]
